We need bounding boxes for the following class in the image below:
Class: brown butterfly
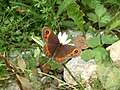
[42,27,81,63]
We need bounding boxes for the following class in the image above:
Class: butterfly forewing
[52,45,81,63]
[42,27,60,59]
[42,27,60,44]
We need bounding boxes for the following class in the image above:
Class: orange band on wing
[43,44,52,58]
[54,48,81,63]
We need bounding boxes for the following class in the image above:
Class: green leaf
[4,19,10,24]
[88,0,101,9]
[0,63,10,77]
[93,51,102,62]
[97,60,120,90]
[93,46,108,60]
[106,12,120,29]
[87,37,101,48]
[57,0,74,15]
[48,61,61,70]
[106,12,120,33]
[0,61,5,67]
[101,34,119,44]
[105,0,119,5]
[95,4,106,19]
[62,21,76,27]
[67,2,85,31]
[87,13,98,22]
[81,49,95,61]
[108,20,120,32]
[99,13,111,27]
[0,39,6,46]
[34,47,40,59]
[81,0,91,6]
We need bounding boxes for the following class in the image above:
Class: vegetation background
[0,0,120,90]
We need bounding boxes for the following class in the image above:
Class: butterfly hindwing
[43,43,58,58]
[52,45,81,63]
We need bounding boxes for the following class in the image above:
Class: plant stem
[62,63,84,90]
[38,71,78,90]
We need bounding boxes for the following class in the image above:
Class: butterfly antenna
[42,58,51,68]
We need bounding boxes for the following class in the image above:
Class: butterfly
[42,27,81,63]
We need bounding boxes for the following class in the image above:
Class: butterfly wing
[42,27,59,43]
[52,45,81,63]
[43,43,58,58]
[42,27,60,58]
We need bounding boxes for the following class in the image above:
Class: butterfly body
[42,27,80,63]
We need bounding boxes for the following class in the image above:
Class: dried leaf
[31,67,38,78]
[9,59,15,67]
[40,63,51,73]
[74,36,89,50]
[16,8,27,13]
[16,74,35,90]
[18,57,26,72]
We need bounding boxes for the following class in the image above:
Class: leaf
[34,47,40,59]
[41,63,51,73]
[0,62,10,77]
[73,36,89,49]
[81,0,91,6]
[105,0,119,5]
[97,60,120,90]
[99,13,111,27]
[87,5,110,28]
[106,12,120,33]
[31,35,44,47]
[87,13,98,22]
[4,19,10,25]
[106,12,120,29]
[93,51,102,62]
[81,49,95,61]
[87,37,101,48]
[95,4,106,19]
[93,46,108,61]
[18,57,26,72]
[9,59,15,67]
[107,20,120,32]
[16,74,35,90]
[62,21,76,27]
[101,34,119,44]
[87,0,101,9]
[67,2,85,30]
[48,60,61,70]
[31,67,38,78]
[0,39,6,47]
[0,61,5,67]
[57,0,74,15]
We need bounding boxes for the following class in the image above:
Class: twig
[0,53,24,90]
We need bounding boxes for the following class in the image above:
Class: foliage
[67,2,85,33]
[81,34,118,61]
[106,12,120,33]
[97,58,120,90]
[0,0,120,89]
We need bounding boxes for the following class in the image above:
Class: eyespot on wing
[42,27,52,42]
